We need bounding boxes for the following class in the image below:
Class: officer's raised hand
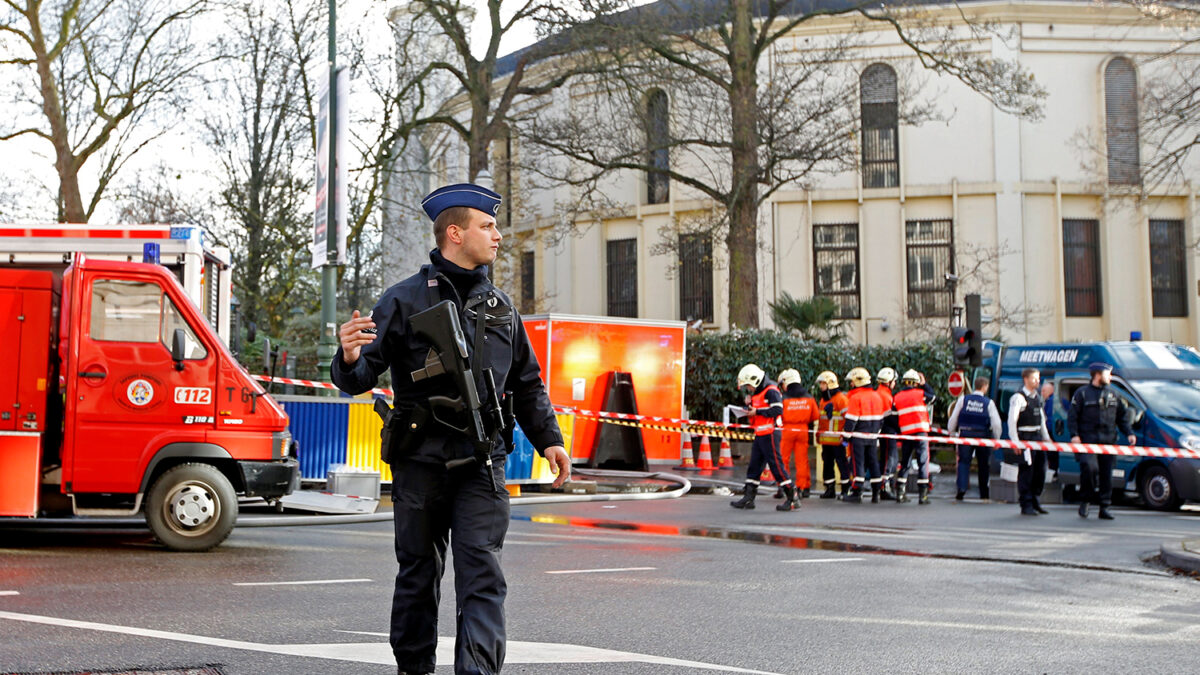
[339,309,377,364]
[543,445,571,488]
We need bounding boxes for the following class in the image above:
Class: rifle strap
[468,294,488,372]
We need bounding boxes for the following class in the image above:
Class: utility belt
[375,393,515,465]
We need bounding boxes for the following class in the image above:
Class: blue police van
[977,340,1200,510]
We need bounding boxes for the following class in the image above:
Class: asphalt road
[2,488,1199,675]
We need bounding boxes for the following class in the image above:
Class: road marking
[545,567,657,575]
[0,591,18,596]
[0,610,784,674]
[801,613,1200,643]
[232,578,372,587]
[780,558,864,564]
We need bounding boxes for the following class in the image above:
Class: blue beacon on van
[976,340,1200,511]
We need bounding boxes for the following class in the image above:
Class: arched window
[645,89,670,204]
[1105,57,1140,185]
[860,64,899,189]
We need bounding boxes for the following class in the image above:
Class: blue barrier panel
[506,425,534,481]
[281,399,349,479]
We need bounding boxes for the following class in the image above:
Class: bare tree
[0,0,208,222]
[522,0,1046,328]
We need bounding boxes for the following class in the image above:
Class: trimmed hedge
[686,330,954,423]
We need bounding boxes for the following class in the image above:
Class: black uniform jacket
[332,263,563,464]
[1067,383,1132,444]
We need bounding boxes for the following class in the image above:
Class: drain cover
[4,662,226,667]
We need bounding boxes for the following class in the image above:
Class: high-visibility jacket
[894,386,932,435]
[817,390,849,445]
[749,383,783,437]
[781,395,818,433]
[877,384,900,433]
[844,385,886,434]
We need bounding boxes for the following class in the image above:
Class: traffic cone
[697,435,714,470]
[677,432,696,470]
[717,437,734,468]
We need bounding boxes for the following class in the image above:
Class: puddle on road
[514,514,1166,577]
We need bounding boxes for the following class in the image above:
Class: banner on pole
[313,67,349,268]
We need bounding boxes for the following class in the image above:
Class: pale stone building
[405,0,1200,346]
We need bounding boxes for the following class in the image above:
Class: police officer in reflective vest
[947,376,1002,500]
[333,183,571,675]
[731,364,797,511]
[1007,367,1051,516]
[894,369,935,504]
[875,367,900,500]
[778,369,817,503]
[816,371,851,499]
[843,367,886,503]
[1068,362,1134,520]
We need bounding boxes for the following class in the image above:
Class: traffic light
[965,294,983,367]
[952,326,976,367]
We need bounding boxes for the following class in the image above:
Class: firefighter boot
[776,485,798,511]
[843,484,863,503]
[774,487,784,499]
[879,482,896,501]
[896,480,909,503]
[731,482,758,510]
[918,484,930,505]
[819,484,836,499]
[871,484,880,503]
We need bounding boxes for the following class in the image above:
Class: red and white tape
[250,375,1200,459]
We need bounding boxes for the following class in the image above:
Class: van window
[1128,379,1200,423]
[996,380,1023,418]
[91,280,161,343]
[162,294,208,360]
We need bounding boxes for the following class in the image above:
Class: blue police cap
[1088,361,1113,373]
[421,183,502,222]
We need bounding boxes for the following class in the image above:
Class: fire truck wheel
[146,463,239,552]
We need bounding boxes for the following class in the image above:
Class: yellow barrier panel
[530,412,575,482]
[346,401,392,482]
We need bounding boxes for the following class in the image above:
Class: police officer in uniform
[1068,362,1135,520]
[333,183,571,675]
[1007,368,1051,516]
[730,364,797,511]
[947,376,1002,500]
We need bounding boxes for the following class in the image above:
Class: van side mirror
[1131,408,1146,430]
[171,328,186,370]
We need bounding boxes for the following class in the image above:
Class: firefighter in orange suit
[816,371,851,499]
[843,367,887,503]
[777,369,817,504]
[894,369,935,504]
[875,367,900,501]
[730,364,797,511]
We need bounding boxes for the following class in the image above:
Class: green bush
[686,330,954,423]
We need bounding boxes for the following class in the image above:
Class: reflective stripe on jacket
[894,387,931,435]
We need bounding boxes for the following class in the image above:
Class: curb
[1160,539,1200,574]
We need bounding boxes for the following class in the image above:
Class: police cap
[421,183,502,222]
[1088,361,1113,373]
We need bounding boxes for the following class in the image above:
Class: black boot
[879,483,896,501]
[871,484,880,503]
[1033,499,1048,515]
[1078,501,1089,518]
[843,485,863,503]
[1098,506,1114,520]
[918,485,930,505]
[774,487,784,499]
[777,485,798,511]
[801,487,810,499]
[896,481,908,503]
[819,484,836,499]
[731,482,757,509]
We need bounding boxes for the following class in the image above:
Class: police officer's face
[452,210,502,267]
[1095,370,1112,386]
[1024,373,1040,390]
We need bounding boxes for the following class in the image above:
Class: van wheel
[146,463,238,551]
[1139,464,1182,512]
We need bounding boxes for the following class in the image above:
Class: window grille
[1062,219,1103,316]
[606,238,638,317]
[1105,57,1140,186]
[678,233,713,323]
[905,219,955,318]
[1149,219,1187,317]
[860,64,899,189]
[812,223,861,319]
[646,89,670,204]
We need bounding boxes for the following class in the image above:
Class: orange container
[522,315,686,468]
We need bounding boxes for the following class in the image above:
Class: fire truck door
[69,275,217,493]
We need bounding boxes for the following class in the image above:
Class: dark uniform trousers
[1076,452,1116,507]
[1016,433,1046,510]
[822,443,850,487]
[748,430,789,485]
[391,456,510,675]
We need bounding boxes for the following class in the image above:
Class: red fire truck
[0,247,297,551]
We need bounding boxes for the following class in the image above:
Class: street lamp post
[317,0,339,387]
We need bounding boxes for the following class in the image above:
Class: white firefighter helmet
[737,363,765,389]
[847,367,872,387]
[877,367,897,385]
[778,369,802,389]
[816,370,838,389]
[901,369,922,385]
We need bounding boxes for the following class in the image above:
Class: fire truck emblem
[127,379,155,406]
